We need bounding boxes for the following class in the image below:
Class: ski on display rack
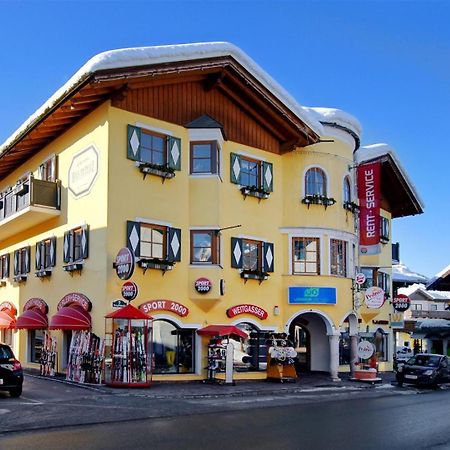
[40,331,57,377]
[66,330,105,384]
[111,327,148,384]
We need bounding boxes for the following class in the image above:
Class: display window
[235,323,270,371]
[1,328,13,346]
[28,329,44,363]
[365,328,388,362]
[153,320,195,374]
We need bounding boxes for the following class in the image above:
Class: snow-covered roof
[399,284,450,302]
[0,42,324,155]
[304,106,362,139]
[355,143,425,214]
[398,283,427,296]
[393,264,428,284]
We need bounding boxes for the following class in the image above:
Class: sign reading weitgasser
[288,287,337,305]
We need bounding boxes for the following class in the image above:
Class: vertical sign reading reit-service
[358,162,381,255]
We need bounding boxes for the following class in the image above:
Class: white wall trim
[136,122,173,136]
[237,234,268,243]
[188,128,224,146]
[338,311,359,334]
[135,217,172,227]
[285,309,335,334]
[233,150,266,162]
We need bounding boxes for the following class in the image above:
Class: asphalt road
[1,377,450,450]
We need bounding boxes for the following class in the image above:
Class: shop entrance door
[289,322,310,372]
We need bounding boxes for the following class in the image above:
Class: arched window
[305,168,327,196]
[153,319,195,374]
[343,176,351,203]
[236,322,271,371]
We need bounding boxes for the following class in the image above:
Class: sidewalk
[25,369,397,399]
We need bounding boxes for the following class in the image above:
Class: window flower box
[12,183,29,196]
[240,269,269,282]
[138,258,174,273]
[240,186,270,200]
[343,201,359,213]
[63,262,83,273]
[35,269,52,278]
[137,162,175,180]
[302,194,336,209]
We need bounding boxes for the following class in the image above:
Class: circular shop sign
[121,281,139,302]
[357,340,375,360]
[114,247,135,280]
[195,277,212,294]
[355,272,366,286]
[364,286,385,309]
[393,294,411,312]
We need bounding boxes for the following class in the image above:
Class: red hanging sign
[357,162,381,255]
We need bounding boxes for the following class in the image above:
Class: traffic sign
[355,272,366,285]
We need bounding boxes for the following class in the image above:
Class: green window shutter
[230,153,241,184]
[262,161,273,192]
[63,231,70,263]
[167,227,182,262]
[127,221,141,258]
[50,236,57,267]
[167,137,181,171]
[4,254,9,278]
[231,237,243,268]
[13,250,19,276]
[127,125,141,161]
[25,246,31,273]
[263,242,274,273]
[81,225,89,260]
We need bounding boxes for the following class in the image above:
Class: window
[127,125,181,176]
[230,153,273,196]
[63,225,89,269]
[190,230,220,264]
[141,224,166,259]
[39,155,57,182]
[377,271,390,294]
[292,237,320,275]
[431,304,438,311]
[0,329,12,346]
[235,323,270,371]
[13,246,30,280]
[127,221,181,268]
[380,217,390,242]
[190,141,219,175]
[243,239,262,271]
[305,167,327,196]
[330,239,347,277]
[360,267,390,293]
[35,237,56,275]
[413,303,423,311]
[343,176,351,203]
[140,130,166,166]
[231,237,274,278]
[366,329,388,362]
[153,320,195,374]
[0,254,9,279]
[29,330,45,363]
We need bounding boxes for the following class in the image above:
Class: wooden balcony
[0,175,61,241]
[411,310,450,320]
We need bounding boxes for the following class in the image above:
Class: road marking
[0,409,10,415]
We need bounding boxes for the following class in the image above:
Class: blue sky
[0,0,448,278]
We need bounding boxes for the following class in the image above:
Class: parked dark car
[0,343,23,397]
[396,353,450,387]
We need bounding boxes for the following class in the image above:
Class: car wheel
[9,386,22,398]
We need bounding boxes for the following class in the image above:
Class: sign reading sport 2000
[288,287,337,305]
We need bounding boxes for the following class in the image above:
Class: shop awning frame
[16,309,48,330]
[0,309,16,330]
[197,325,248,340]
[49,305,91,330]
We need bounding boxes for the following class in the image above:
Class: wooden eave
[0,55,320,179]
[363,155,423,218]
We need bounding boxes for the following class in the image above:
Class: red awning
[0,309,15,329]
[49,306,91,330]
[16,309,48,330]
[197,325,248,340]
[105,304,152,320]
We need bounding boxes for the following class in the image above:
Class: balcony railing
[411,310,450,320]
[0,175,61,239]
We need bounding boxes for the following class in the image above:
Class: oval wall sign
[393,294,411,312]
[195,277,212,294]
[226,304,268,320]
[57,293,92,311]
[121,281,139,302]
[139,300,189,317]
[364,286,385,309]
[114,247,135,280]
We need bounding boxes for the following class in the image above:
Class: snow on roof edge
[0,42,324,155]
[304,106,362,139]
[355,143,425,211]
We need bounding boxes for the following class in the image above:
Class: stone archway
[286,310,337,376]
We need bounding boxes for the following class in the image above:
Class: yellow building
[0,43,423,382]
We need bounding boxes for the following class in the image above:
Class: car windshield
[0,345,14,360]
[407,355,441,367]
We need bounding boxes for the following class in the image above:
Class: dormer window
[190,141,219,174]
